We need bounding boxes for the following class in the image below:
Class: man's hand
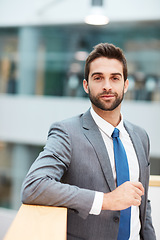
[102,181,144,211]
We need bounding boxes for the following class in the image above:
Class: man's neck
[92,105,121,127]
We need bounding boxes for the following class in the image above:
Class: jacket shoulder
[49,112,84,134]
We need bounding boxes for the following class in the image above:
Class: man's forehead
[89,58,123,74]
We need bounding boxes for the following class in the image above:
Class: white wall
[0,95,90,145]
[0,95,160,158]
[0,0,160,27]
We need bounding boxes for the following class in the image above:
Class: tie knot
[112,128,119,138]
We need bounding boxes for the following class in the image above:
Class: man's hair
[84,43,128,82]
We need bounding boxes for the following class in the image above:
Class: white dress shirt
[89,108,141,240]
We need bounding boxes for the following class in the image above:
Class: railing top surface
[149,175,160,187]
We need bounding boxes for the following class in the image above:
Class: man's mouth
[99,94,115,99]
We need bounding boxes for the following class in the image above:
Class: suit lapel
[124,121,148,187]
[82,110,116,192]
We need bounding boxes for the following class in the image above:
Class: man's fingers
[133,198,141,207]
[134,186,144,197]
[131,181,144,195]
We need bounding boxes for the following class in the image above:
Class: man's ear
[124,79,129,94]
[83,79,89,94]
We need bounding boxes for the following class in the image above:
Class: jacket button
[113,216,119,222]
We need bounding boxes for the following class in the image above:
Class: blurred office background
[0,0,160,214]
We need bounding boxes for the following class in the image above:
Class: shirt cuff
[89,191,104,215]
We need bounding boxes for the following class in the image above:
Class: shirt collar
[90,107,125,138]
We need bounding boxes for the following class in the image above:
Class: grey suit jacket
[21,109,156,240]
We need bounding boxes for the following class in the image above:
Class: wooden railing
[149,175,160,187]
[4,204,67,240]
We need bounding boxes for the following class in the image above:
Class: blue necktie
[112,128,131,240]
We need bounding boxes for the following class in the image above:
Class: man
[21,43,156,240]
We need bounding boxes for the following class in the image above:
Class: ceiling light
[85,0,109,25]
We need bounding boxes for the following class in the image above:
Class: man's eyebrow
[91,72,122,78]
[111,73,122,77]
[91,72,103,77]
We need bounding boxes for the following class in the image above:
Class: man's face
[83,57,129,112]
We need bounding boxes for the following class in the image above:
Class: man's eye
[113,77,119,81]
[94,76,101,80]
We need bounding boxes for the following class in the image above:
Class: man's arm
[21,122,95,219]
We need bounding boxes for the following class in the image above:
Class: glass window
[0,22,160,99]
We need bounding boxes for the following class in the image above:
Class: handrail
[149,175,160,187]
[4,204,67,240]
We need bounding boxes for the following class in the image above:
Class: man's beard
[88,88,124,111]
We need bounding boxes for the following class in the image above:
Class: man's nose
[103,79,112,91]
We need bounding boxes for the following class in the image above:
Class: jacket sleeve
[21,122,95,219]
[142,199,156,240]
